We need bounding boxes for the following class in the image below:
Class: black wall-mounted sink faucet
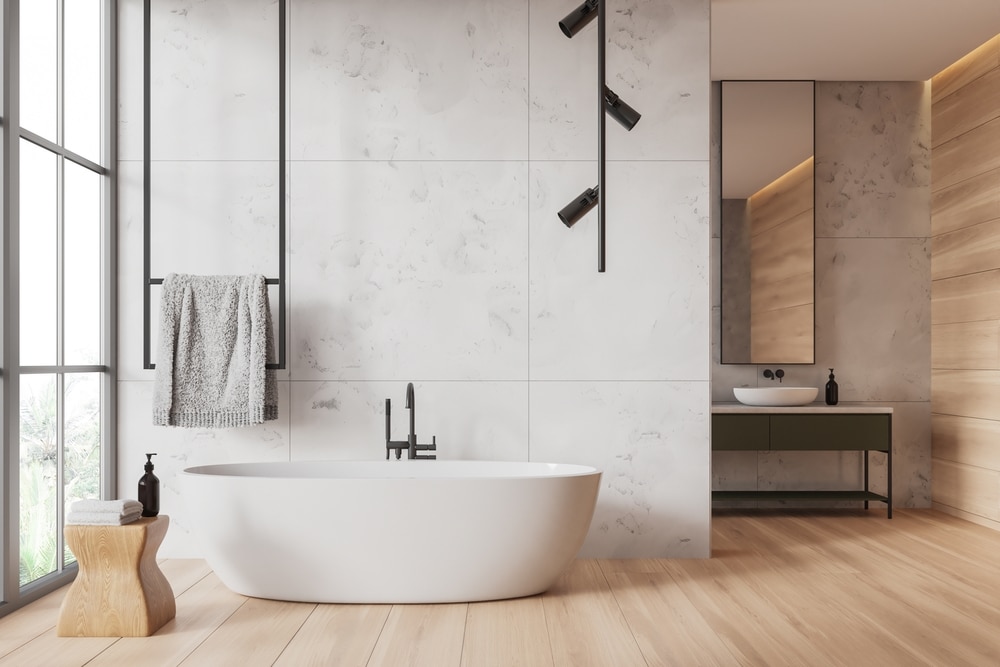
[386,382,437,460]
[763,368,785,383]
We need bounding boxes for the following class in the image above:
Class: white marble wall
[711,82,932,508]
[118,0,711,558]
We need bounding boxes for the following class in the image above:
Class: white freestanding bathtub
[181,460,601,604]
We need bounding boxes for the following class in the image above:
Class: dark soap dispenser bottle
[138,453,160,517]
[825,369,839,406]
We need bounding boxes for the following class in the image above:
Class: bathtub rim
[181,459,601,481]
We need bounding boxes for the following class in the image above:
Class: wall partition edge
[103,0,119,508]
[142,0,286,371]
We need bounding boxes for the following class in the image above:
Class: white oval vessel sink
[733,386,819,407]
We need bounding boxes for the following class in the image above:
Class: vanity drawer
[769,414,890,451]
[712,414,769,450]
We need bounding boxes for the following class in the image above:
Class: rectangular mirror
[720,80,815,365]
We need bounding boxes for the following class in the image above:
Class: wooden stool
[57,515,175,637]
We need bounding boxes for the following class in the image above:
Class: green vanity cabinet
[769,414,889,451]
[712,414,769,450]
[711,408,893,518]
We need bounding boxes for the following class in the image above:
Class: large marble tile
[757,450,864,492]
[529,381,711,558]
[815,81,931,238]
[866,401,931,508]
[119,160,287,379]
[118,161,147,382]
[290,161,528,381]
[712,450,757,489]
[118,0,144,161]
[529,0,709,161]
[148,0,279,161]
[815,237,931,402]
[147,161,281,277]
[289,381,528,462]
[290,0,528,160]
[711,450,759,509]
[710,308,760,402]
[117,381,291,558]
[529,161,710,381]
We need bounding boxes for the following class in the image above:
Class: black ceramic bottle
[138,453,160,517]
[825,369,839,406]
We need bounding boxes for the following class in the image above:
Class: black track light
[559,0,599,38]
[558,185,600,228]
[605,87,641,131]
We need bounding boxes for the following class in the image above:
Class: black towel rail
[142,0,287,371]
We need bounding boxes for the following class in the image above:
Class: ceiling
[712,0,1000,81]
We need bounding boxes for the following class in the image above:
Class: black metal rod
[278,0,287,370]
[597,0,606,273]
[148,277,280,285]
[142,0,287,370]
[143,0,152,369]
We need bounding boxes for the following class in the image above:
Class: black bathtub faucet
[763,368,784,383]
[385,382,437,460]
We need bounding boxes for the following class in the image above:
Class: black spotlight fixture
[558,186,600,228]
[558,0,599,38]
[605,87,641,131]
[556,1,643,273]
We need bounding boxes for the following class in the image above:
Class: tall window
[2,0,115,612]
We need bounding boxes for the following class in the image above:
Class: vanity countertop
[712,402,893,415]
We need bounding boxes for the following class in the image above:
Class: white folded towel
[70,499,143,515]
[67,510,143,526]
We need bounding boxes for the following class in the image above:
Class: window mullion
[55,374,64,572]
[55,0,66,569]
[56,0,64,149]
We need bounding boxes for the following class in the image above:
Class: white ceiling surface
[721,81,813,198]
[712,0,1000,81]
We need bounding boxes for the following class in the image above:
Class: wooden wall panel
[748,157,814,364]
[931,218,1000,280]
[930,166,1000,237]
[931,459,1000,521]
[931,35,1000,529]
[749,157,813,236]
[932,66,1000,148]
[932,269,1000,325]
[932,116,1000,193]
[932,369,1000,421]
[932,414,1000,471]
[931,321,1000,370]
[749,273,813,314]
[750,304,813,364]
[751,213,813,287]
[932,34,1000,104]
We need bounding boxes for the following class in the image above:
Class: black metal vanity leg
[887,420,893,519]
[864,450,870,510]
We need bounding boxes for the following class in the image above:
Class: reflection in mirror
[720,81,815,365]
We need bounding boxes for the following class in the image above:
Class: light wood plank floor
[3,510,1000,666]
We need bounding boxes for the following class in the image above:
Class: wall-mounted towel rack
[142,0,287,371]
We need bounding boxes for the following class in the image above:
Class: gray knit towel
[153,274,278,428]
